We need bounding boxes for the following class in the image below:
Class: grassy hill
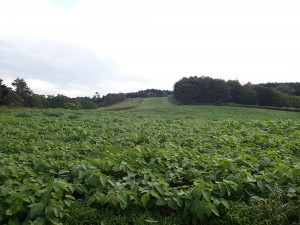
[129,97,300,121]
[100,98,143,111]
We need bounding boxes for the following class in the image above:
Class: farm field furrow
[0,98,299,225]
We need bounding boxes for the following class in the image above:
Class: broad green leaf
[5,208,13,216]
[111,195,118,207]
[192,187,202,200]
[100,176,107,187]
[257,180,266,192]
[167,199,178,210]
[291,169,300,182]
[87,196,96,206]
[94,192,106,204]
[149,190,160,199]
[145,219,158,223]
[211,196,221,206]
[156,185,164,195]
[217,183,226,196]
[64,199,73,207]
[228,163,237,174]
[30,202,45,219]
[78,170,86,179]
[202,190,211,202]
[116,192,128,209]
[156,198,167,206]
[210,203,219,216]
[141,193,150,207]
[45,206,55,220]
[288,185,297,193]
[47,217,60,225]
[205,204,212,217]
[265,183,275,192]
[246,176,256,183]
[220,199,230,209]
[58,170,69,175]
[224,183,231,196]
[191,199,206,219]
[32,217,46,225]
[57,182,69,192]
[53,207,61,218]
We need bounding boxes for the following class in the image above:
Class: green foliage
[12,78,33,98]
[126,89,171,98]
[65,201,181,225]
[47,94,72,108]
[0,99,299,224]
[208,188,300,225]
[173,76,300,108]
[15,112,32,118]
[260,82,300,96]
[101,93,126,106]
[63,102,81,110]
[43,111,64,117]
[0,79,11,106]
[174,76,230,104]
[11,78,36,107]
[81,100,97,109]
[2,90,24,107]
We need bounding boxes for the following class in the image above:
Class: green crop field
[0,98,300,225]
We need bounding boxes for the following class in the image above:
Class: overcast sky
[0,0,299,97]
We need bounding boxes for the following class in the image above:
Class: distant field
[0,98,299,225]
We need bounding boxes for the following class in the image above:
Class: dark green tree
[81,100,97,109]
[227,80,244,103]
[3,90,23,107]
[12,78,33,96]
[92,92,101,104]
[47,94,71,108]
[275,84,296,95]
[0,79,11,106]
[32,94,49,108]
[209,78,230,103]
[239,83,259,105]
[101,93,126,106]
[255,86,287,107]
[11,78,35,107]
[173,76,230,104]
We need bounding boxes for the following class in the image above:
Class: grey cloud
[0,38,115,83]
[0,37,149,95]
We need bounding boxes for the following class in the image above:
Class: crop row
[0,111,299,224]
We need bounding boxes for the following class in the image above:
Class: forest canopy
[173,76,300,108]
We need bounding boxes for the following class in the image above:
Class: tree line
[126,89,171,98]
[0,78,127,109]
[0,78,171,109]
[1,76,300,109]
[173,76,300,108]
[259,82,300,96]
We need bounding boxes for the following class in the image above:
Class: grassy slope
[131,97,300,121]
[99,98,143,111]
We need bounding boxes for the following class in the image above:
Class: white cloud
[0,0,299,96]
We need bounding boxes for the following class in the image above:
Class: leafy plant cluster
[0,105,299,224]
[173,76,300,108]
